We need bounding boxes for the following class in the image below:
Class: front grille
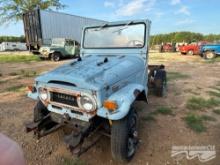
[50,92,78,107]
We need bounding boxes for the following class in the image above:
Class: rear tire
[204,51,216,59]
[155,79,166,97]
[51,52,61,61]
[111,108,138,162]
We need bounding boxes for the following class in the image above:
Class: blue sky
[0,0,219,36]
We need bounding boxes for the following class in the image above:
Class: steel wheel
[52,52,61,61]
[111,108,138,162]
[205,51,216,59]
[127,111,138,158]
[187,50,194,55]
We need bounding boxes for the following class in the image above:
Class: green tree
[150,32,220,45]
[0,0,65,24]
[0,35,25,43]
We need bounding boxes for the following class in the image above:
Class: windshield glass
[83,23,145,48]
[51,38,65,46]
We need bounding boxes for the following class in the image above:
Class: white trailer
[23,9,106,51]
[0,42,27,51]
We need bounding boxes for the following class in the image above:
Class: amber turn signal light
[103,100,118,111]
[27,85,36,92]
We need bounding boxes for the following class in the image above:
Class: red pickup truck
[179,42,207,55]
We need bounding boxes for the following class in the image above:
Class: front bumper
[39,51,50,58]
[47,104,93,122]
[28,86,97,122]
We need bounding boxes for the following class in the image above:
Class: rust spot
[47,87,80,96]
[42,87,97,116]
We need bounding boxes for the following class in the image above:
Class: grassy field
[0,52,220,165]
[0,54,40,63]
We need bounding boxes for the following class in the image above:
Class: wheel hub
[127,113,138,157]
[207,52,214,59]
[55,56,60,61]
[128,137,135,157]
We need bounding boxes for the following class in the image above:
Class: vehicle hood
[36,55,144,90]
[39,46,50,51]
[39,46,61,51]
[203,44,220,48]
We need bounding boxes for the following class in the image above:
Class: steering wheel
[126,40,144,47]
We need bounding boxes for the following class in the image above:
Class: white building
[0,42,27,51]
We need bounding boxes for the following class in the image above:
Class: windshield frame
[51,38,65,47]
[82,22,146,49]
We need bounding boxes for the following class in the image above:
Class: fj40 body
[39,38,80,61]
[26,20,167,162]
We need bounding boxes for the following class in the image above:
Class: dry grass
[4,85,26,92]
[213,109,220,115]
[141,115,156,122]
[8,70,39,78]
[167,72,190,81]
[156,106,173,115]
[57,157,87,165]
[186,97,220,110]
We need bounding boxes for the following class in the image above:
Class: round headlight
[39,88,48,101]
[79,95,96,112]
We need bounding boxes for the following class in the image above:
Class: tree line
[1,31,220,45]
[0,36,25,43]
[150,32,220,46]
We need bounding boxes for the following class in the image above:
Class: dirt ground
[0,52,220,165]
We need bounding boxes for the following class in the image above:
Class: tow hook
[25,113,62,139]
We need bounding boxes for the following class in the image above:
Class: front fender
[49,50,55,54]
[97,83,145,120]
[27,91,38,100]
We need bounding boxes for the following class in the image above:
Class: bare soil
[0,53,220,165]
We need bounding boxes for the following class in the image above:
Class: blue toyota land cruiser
[25,19,167,162]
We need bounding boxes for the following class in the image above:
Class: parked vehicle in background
[200,44,220,59]
[25,19,167,162]
[159,43,176,53]
[39,38,80,61]
[179,41,207,55]
[23,9,106,52]
[0,42,27,51]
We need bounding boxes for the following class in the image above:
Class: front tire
[180,52,186,55]
[51,52,61,61]
[204,51,216,59]
[154,73,167,97]
[111,108,138,162]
